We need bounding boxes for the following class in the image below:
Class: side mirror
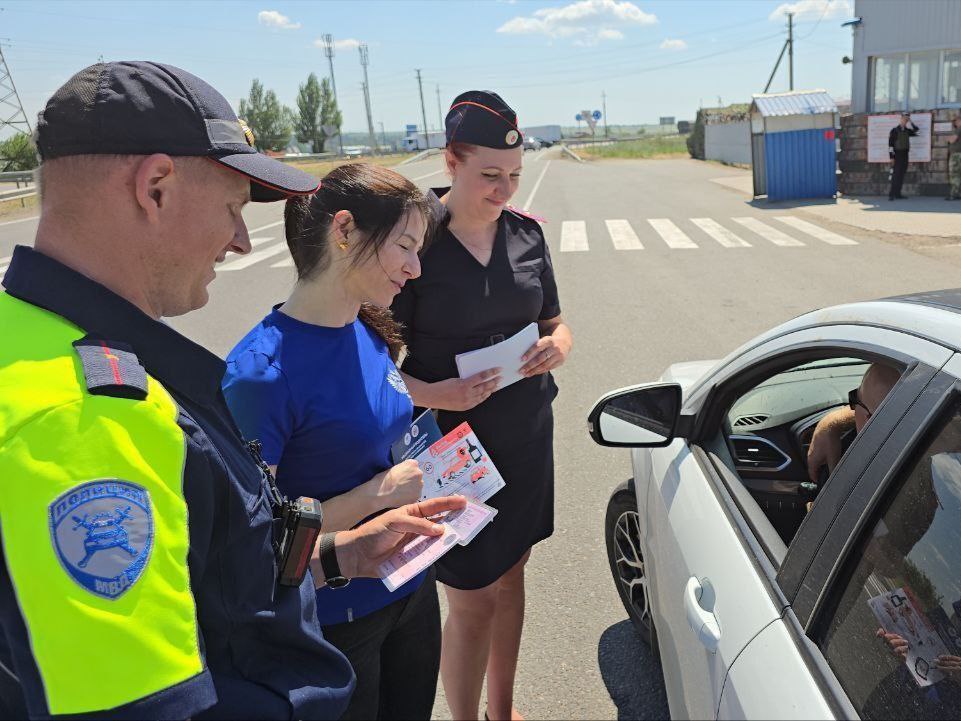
[587,383,683,448]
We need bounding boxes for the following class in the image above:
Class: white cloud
[659,38,686,51]
[257,10,301,30]
[497,0,656,44]
[768,0,852,22]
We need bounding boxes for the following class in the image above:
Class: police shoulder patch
[48,480,154,600]
[72,336,148,400]
[505,205,547,224]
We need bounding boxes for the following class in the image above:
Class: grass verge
[0,193,38,222]
[577,135,689,160]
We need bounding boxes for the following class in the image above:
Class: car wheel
[606,482,656,648]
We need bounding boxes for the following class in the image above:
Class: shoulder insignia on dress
[72,336,148,401]
[505,205,547,224]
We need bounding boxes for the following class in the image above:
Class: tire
[605,482,657,649]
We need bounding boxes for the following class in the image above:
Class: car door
[645,325,954,719]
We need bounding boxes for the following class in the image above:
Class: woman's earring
[338,241,349,250]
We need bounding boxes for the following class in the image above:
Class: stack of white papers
[455,322,539,393]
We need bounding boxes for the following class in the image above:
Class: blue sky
[1,0,856,134]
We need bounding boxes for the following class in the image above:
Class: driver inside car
[806,362,902,482]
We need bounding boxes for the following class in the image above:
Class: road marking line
[271,257,295,268]
[560,220,589,252]
[605,219,643,250]
[220,241,288,271]
[648,218,697,249]
[411,169,444,182]
[690,218,751,248]
[522,159,552,211]
[248,220,284,234]
[0,215,39,227]
[248,236,278,249]
[731,217,805,246]
[774,216,858,245]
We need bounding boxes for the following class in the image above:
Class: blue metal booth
[750,90,840,201]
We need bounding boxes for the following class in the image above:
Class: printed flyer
[391,409,506,503]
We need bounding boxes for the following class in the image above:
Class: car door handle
[684,576,721,653]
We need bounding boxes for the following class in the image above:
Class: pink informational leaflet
[868,586,952,687]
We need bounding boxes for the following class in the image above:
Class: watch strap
[318,532,349,588]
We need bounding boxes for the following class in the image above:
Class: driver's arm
[806,408,856,481]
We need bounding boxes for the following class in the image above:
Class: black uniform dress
[391,188,561,590]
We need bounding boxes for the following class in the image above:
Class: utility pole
[358,44,378,155]
[435,84,444,133]
[415,69,429,150]
[602,90,608,138]
[0,44,33,172]
[321,34,344,156]
[379,120,387,150]
[787,12,794,91]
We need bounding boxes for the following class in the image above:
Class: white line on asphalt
[605,219,643,250]
[248,220,284,235]
[248,236,278,249]
[0,215,39,227]
[271,257,295,268]
[220,242,288,271]
[690,218,751,248]
[411,169,444,182]
[522,159,552,211]
[774,216,858,245]
[731,217,805,247]
[648,219,697,249]
[560,220,589,252]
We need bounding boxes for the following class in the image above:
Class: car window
[815,401,961,720]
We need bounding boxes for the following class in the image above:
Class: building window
[909,52,940,109]
[873,56,906,112]
[945,51,961,106]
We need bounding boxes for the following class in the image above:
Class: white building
[851,0,961,113]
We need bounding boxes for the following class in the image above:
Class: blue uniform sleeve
[222,352,294,466]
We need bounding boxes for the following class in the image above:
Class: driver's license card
[444,499,497,546]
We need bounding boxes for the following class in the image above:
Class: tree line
[239,73,342,153]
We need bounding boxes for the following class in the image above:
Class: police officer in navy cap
[0,60,465,720]
[392,90,573,721]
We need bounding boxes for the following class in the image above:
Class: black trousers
[321,573,441,721]
[890,149,909,198]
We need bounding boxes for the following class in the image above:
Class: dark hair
[446,141,477,163]
[284,163,432,361]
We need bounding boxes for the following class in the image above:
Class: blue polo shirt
[223,307,424,626]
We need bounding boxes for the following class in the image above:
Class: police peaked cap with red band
[35,61,319,202]
[446,90,523,150]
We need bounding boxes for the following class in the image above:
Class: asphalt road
[5,150,961,719]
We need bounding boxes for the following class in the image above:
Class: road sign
[592,110,602,121]
[581,109,597,131]
[575,113,583,122]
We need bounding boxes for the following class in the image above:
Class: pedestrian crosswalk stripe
[250,236,278,248]
[774,216,858,245]
[271,257,295,268]
[731,217,805,247]
[560,220,589,252]
[605,219,643,250]
[220,241,288,271]
[690,218,751,248]
[648,218,697,249]
[0,255,10,276]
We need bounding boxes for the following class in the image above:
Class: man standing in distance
[888,112,919,201]
[0,61,463,720]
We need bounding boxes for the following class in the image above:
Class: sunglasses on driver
[848,388,872,418]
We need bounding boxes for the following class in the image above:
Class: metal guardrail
[274,153,336,164]
[0,170,35,184]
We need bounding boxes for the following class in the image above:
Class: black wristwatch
[318,532,350,589]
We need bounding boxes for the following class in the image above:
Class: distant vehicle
[402,131,446,152]
[521,124,562,143]
[523,136,542,152]
[588,289,961,720]
[677,120,692,134]
[532,136,553,148]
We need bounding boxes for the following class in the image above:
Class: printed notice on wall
[867,112,932,163]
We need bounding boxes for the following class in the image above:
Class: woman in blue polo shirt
[222,164,435,721]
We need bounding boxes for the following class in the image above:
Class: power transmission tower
[415,69,429,150]
[358,44,378,155]
[0,44,32,171]
[322,34,344,156]
[601,90,608,138]
[435,84,443,133]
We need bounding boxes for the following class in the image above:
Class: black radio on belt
[246,440,325,587]
[275,496,324,587]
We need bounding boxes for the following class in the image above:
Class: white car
[588,291,961,720]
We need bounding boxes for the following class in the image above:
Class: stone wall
[839,109,958,197]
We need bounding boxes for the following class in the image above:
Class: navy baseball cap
[445,90,522,150]
[35,61,319,202]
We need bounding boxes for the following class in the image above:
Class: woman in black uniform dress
[392,91,572,721]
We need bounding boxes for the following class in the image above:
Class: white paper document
[868,586,952,687]
[379,499,497,591]
[455,322,539,392]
